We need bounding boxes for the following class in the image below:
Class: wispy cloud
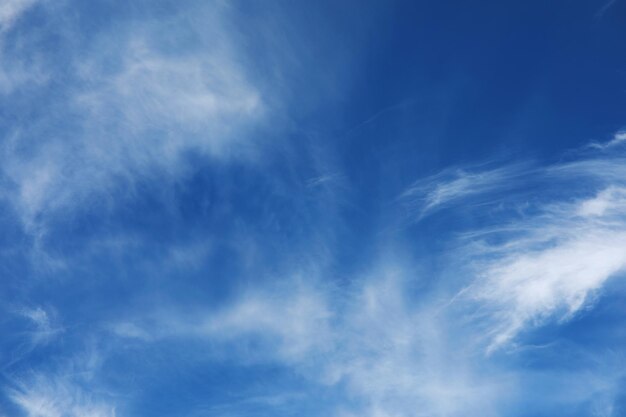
[595,0,619,20]
[400,163,529,220]
[322,271,509,417]
[0,0,48,95]
[110,280,334,363]
[9,375,116,417]
[7,350,117,417]
[420,141,626,351]
[16,306,64,347]
[0,2,266,233]
[0,0,40,32]
[466,188,626,350]
[108,263,511,416]
[588,131,626,150]
[1,306,64,370]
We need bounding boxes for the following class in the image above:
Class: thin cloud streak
[588,131,626,150]
[400,163,530,220]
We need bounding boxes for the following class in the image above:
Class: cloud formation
[9,373,116,417]
[400,163,529,219]
[2,2,626,417]
[399,143,626,350]
[0,2,265,231]
[589,131,626,150]
[466,185,626,349]
[107,264,510,417]
[0,0,40,31]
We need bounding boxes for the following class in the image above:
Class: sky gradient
[1,1,626,416]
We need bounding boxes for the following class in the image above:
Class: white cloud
[9,375,116,417]
[0,0,48,94]
[110,281,334,363]
[20,254,622,417]
[109,265,510,417]
[448,157,626,350]
[588,131,626,150]
[0,0,39,31]
[0,306,65,369]
[17,306,64,346]
[75,35,262,138]
[0,3,266,232]
[469,223,626,351]
[322,272,508,417]
[576,186,626,217]
[395,133,626,351]
[200,289,333,362]
[400,163,528,219]
[8,351,117,417]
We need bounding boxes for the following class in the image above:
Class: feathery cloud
[400,163,528,219]
[9,375,116,417]
[414,144,626,350]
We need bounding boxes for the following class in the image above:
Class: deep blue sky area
[1,1,626,416]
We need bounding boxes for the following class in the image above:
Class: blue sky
[1,0,626,416]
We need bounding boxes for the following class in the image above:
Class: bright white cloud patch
[398,138,626,351]
[420,158,626,350]
[468,203,626,350]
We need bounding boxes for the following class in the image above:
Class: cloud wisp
[588,131,626,150]
[8,358,117,417]
[465,184,626,350]
[0,0,40,32]
[0,2,266,233]
[399,138,626,351]
[400,162,530,220]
